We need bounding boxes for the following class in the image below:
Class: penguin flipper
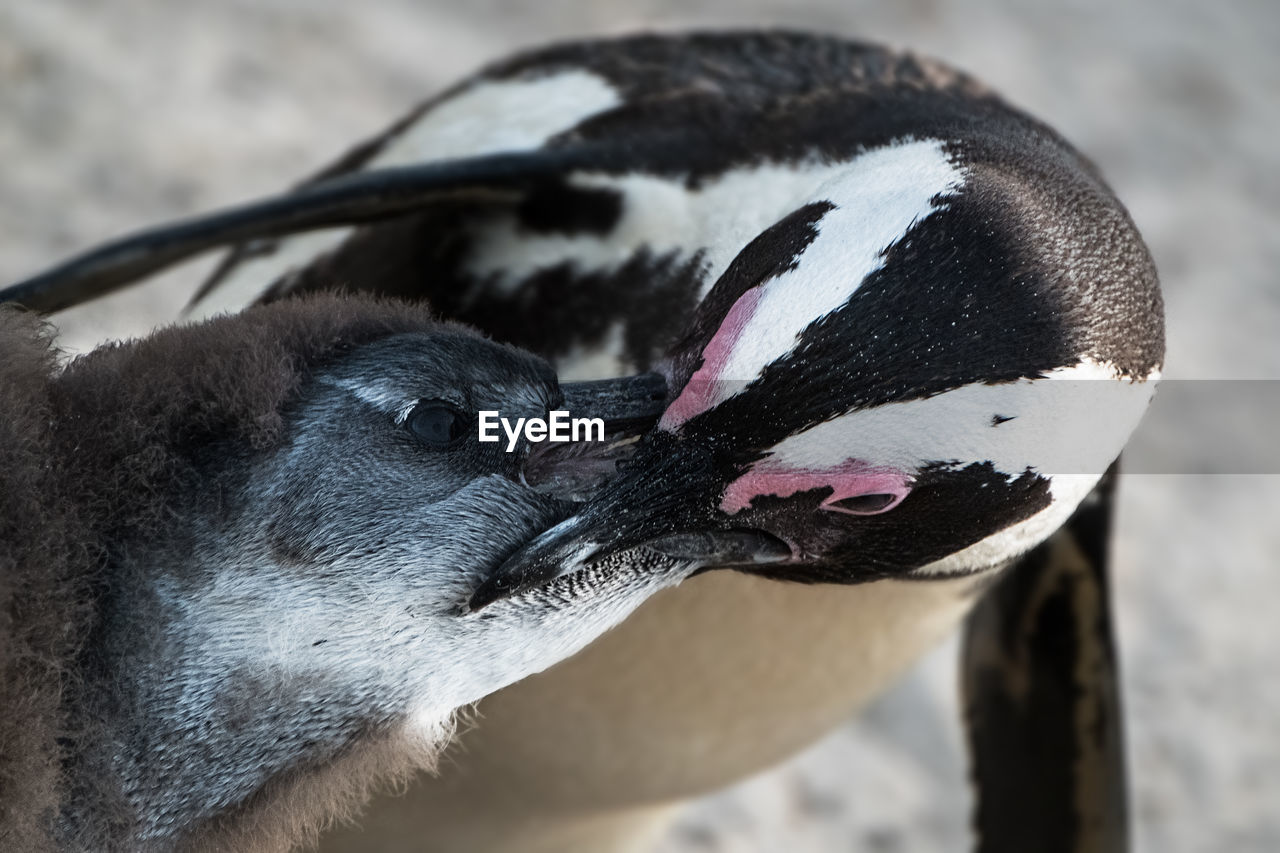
[0,144,651,315]
[961,464,1129,853]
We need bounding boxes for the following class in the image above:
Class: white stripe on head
[714,139,964,390]
[661,138,965,427]
[757,359,1158,480]
[465,141,963,311]
[720,359,1158,574]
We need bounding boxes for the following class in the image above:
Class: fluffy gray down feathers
[0,295,452,850]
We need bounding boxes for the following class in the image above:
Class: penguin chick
[0,294,677,853]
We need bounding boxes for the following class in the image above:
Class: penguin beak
[471,435,792,610]
[517,373,669,502]
[558,373,670,431]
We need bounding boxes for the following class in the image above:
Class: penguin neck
[63,536,432,851]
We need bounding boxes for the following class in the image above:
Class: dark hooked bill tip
[467,526,792,612]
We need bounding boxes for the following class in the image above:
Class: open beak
[517,373,668,502]
[473,433,792,610]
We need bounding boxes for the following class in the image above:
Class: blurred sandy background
[2,1,1276,850]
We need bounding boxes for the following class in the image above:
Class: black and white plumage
[3,32,1164,853]
[0,296,677,851]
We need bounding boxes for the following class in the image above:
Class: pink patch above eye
[661,287,765,431]
[721,459,913,516]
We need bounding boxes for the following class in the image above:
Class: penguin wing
[961,464,1128,853]
[0,93,718,375]
[0,144,656,316]
[0,33,752,324]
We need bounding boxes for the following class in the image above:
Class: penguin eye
[405,400,467,449]
[826,493,899,514]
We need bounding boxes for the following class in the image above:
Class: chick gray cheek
[246,439,439,571]
[432,475,575,567]
[252,467,568,614]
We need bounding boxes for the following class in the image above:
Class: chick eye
[405,400,467,449]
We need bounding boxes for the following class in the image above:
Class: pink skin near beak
[720,459,913,516]
[662,286,913,518]
[661,287,765,431]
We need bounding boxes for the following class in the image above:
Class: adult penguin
[3,32,1162,853]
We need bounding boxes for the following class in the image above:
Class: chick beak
[558,373,670,431]
[472,435,792,611]
[518,373,669,502]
